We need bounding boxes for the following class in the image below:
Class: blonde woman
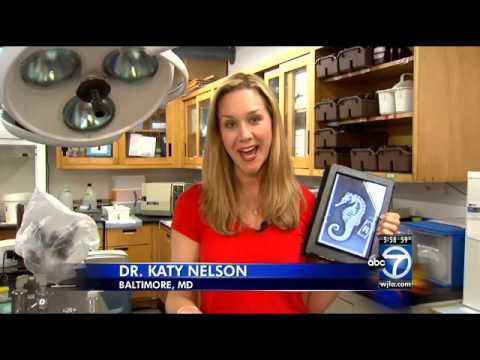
[166,73,400,314]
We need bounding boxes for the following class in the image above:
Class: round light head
[103,47,159,83]
[0,47,188,146]
[20,48,81,87]
[63,96,115,131]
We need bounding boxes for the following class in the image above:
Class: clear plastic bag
[15,188,100,283]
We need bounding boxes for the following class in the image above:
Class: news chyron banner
[79,234,413,291]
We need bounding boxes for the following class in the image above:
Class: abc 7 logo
[368,246,412,280]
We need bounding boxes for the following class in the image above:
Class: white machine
[463,171,480,311]
[140,182,188,216]
[0,47,188,146]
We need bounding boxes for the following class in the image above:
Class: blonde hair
[201,73,305,235]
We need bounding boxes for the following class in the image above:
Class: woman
[166,73,400,314]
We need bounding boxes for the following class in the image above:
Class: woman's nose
[238,122,253,141]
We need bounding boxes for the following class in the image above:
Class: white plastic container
[2,193,32,224]
[102,204,131,222]
[82,184,97,210]
[59,185,73,210]
[393,73,414,113]
[376,88,396,115]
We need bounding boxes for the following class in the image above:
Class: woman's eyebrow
[220,109,261,119]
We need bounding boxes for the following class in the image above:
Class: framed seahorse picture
[304,164,394,263]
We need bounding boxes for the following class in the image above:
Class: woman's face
[218,88,273,178]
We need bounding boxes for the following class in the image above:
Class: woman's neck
[235,169,262,203]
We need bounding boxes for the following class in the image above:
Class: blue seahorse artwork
[317,174,387,258]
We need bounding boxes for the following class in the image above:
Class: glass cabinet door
[118,105,178,166]
[198,93,211,157]
[285,67,307,158]
[265,69,287,141]
[280,54,312,169]
[265,69,280,105]
[185,98,198,159]
[125,108,169,159]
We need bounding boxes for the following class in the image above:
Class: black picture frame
[303,164,395,263]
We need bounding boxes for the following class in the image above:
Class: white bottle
[82,183,97,210]
[59,185,73,210]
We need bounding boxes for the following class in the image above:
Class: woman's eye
[250,116,262,124]
[224,121,236,129]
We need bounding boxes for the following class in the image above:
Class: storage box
[337,47,373,73]
[338,96,379,119]
[315,149,351,169]
[316,54,339,78]
[315,99,338,122]
[402,221,465,288]
[350,147,378,171]
[377,146,412,173]
[315,128,362,148]
[373,47,392,65]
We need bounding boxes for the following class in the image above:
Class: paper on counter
[128,133,156,157]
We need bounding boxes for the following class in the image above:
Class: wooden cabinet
[55,46,480,182]
[414,47,480,182]
[102,223,172,307]
[311,46,480,182]
[104,224,156,305]
[56,99,183,170]
[0,228,16,240]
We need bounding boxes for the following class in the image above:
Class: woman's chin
[235,162,263,177]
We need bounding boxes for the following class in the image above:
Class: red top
[172,183,316,314]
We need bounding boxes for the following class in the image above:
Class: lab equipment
[0,47,188,146]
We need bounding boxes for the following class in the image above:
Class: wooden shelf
[310,168,413,182]
[322,56,414,83]
[294,168,311,176]
[129,129,166,133]
[325,112,413,127]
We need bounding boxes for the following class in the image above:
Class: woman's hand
[377,212,401,235]
[176,305,203,314]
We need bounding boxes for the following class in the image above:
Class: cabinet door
[184,97,199,166]
[279,55,313,169]
[198,92,211,159]
[265,69,287,140]
[183,90,211,168]
[56,142,120,169]
[118,105,177,167]
[415,47,480,182]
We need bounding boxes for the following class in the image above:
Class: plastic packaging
[15,189,100,283]
[82,183,97,210]
[59,185,73,210]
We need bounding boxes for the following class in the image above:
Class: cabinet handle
[166,233,171,238]
[168,143,172,157]
[123,229,137,234]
